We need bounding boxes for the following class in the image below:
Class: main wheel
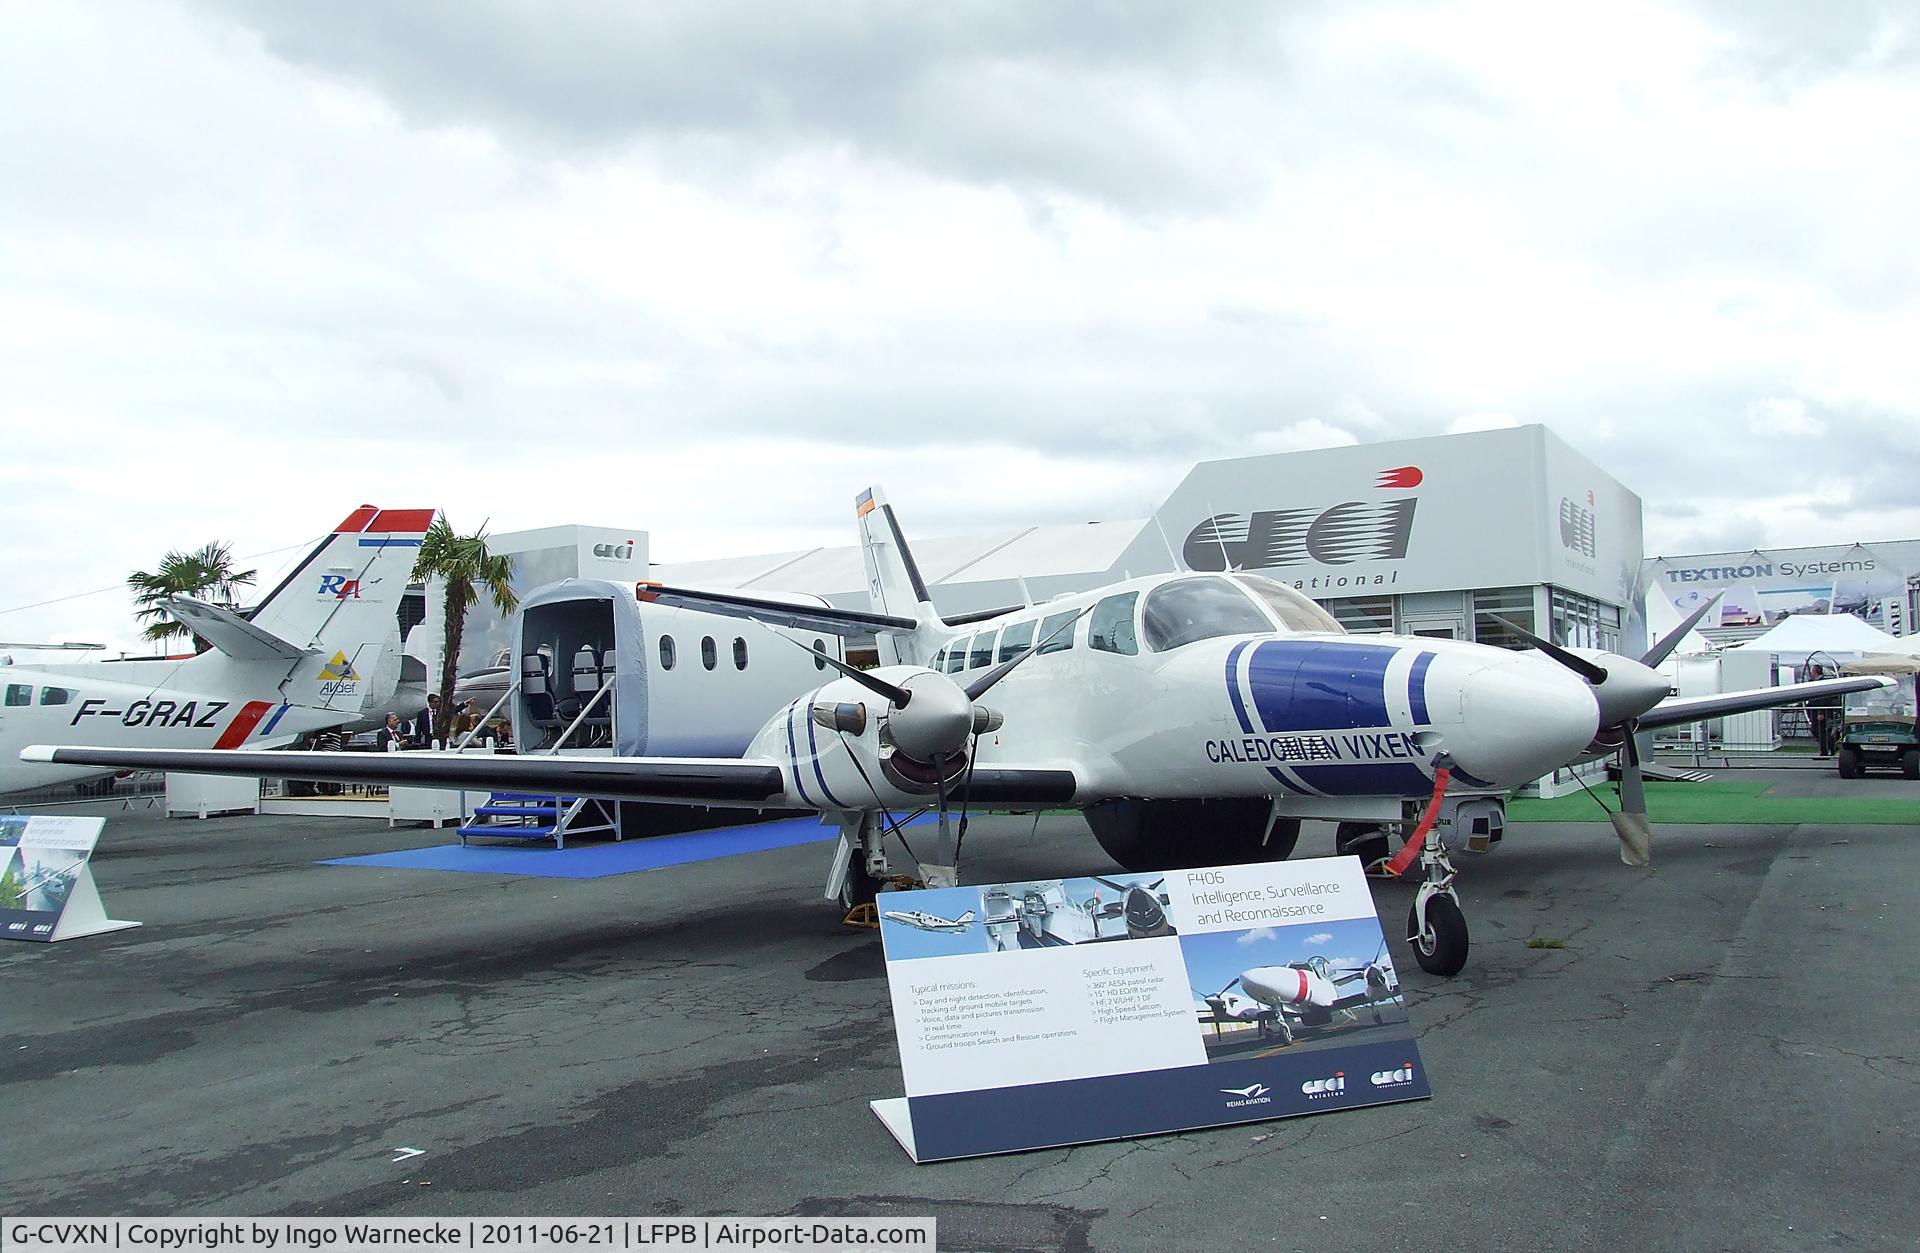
[1837,746,1862,779]
[1407,895,1469,976]
[839,857,883,910]
[1903,749,1919,781]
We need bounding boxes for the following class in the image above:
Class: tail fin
[956,910,976,926]
[854,487,946,665]
[252,507,436,714]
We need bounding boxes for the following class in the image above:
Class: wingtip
[20,744,56,762]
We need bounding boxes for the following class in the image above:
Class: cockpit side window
[997,619,1035,662]
[1235,575,1345,634]
[1089,592,1140,655]
[1141,577,1275,652]
[1037,609,1080,655]
[39,687,73,706]
[4,684,30,707]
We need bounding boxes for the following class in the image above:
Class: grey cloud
[197,0,1291,212]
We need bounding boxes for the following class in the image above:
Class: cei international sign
[871,855,1428,1162]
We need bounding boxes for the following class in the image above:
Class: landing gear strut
[1388,761,1471,977]
[826,811,890,911]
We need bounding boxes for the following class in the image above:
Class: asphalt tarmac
[4,768,1916,1251]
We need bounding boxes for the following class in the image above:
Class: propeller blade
[1488,615,1609,685]
[963,606,1091,701]
[1640,594,1723,668]
[1611,724,1652,866]
[757,622,912,707]
[1091,875,1130,894]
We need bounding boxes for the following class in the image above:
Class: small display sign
[871,854,1429,1162]
[0,815,139,943]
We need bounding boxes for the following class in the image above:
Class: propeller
[1489,596,1720,867]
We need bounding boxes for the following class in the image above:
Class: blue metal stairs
[458,792,620,849]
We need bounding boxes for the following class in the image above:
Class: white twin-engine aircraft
[24,487,1890,977]
[2,506,432,796]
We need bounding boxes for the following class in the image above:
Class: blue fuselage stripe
[1408,652,1434,725]
[1224,641,1255,734]
[784,701,814,808]
[804,704,849,809]
[1248,641,1395,733]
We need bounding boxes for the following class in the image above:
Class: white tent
[1727,613,1907,661]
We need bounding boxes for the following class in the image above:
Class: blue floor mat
[322,813,934,879]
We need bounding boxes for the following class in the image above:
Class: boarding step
[459,793,622,850]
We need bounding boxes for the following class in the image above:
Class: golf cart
[1835,656,1920,780]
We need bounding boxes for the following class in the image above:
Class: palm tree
[410,517,517,743]
[127,542,258,650]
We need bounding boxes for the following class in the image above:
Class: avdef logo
[1371,1064,1417,1088]
[1301,1072,1346,1098]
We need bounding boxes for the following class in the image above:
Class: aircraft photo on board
[24,486,1895,980]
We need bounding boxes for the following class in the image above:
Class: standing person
[410,692,443,747]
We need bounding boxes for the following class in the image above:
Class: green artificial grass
[1509,780,1920,826]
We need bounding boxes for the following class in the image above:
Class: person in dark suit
[375,712,406,753]
[410,693,443,747]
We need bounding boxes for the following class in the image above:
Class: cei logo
[593,540,637,561]
[1301,1072,1346,1098]
[1558,496,1597,557]
[1370,1063,1417,1088]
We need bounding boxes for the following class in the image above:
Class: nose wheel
[1407,890,1468,976]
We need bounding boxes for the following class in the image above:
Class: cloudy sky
[3,1,1917,650]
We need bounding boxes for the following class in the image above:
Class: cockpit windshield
[1141,577,1276,651]
[1234,575,1345,634]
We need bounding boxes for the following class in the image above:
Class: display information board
[871,854,1428,1162]
[0,815,140,943]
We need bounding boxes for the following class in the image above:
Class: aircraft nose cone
[1449,656,1599,788]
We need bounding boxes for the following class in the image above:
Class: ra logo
[318,574,363,599]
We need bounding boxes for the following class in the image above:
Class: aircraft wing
[161,596,308,662]
[21,746,788,805]
[636,583,919,636]
[20,745,1079,808]
[1636,675,1895,733]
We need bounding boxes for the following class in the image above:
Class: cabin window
[969,630,998,669]
[4,684,30,707]
[946,639,970,673]
[1237,575,1345,633]
[1088,592,1140,655]
[931,647,947,671]
[701,636,717,670]
[813,639,827,670]
[1142,577,1272,651]
[39,687,73,706]
[1037,609,1079,655]
[997,619,1035,662]
[659,635,676,670]
[733,637,748,670]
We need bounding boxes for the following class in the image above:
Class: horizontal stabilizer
[1638,675,1895,732]
[637,583,920,635]
[161,596,309,662]
[22,745,788,806]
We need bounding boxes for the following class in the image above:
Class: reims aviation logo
[1183,467,1421,571]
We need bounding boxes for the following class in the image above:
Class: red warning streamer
[1384,765,1452,878]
